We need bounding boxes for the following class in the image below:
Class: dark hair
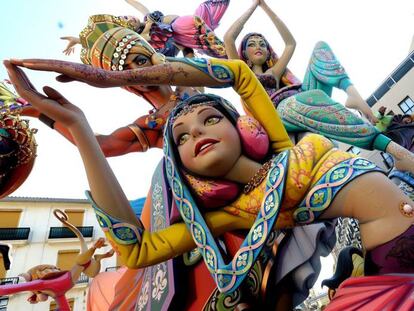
[238,32,274,72]
[144,10,164,23]
[169,93,239,127]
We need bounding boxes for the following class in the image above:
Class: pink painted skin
[0,271,73,311]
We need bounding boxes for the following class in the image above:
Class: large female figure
[6,57,414,308]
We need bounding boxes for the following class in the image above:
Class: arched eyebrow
[172,107,216,129]
[197,107,215,115]
[173,122,183,129]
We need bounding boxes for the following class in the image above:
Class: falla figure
[4,53,414,309]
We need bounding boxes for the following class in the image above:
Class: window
[56,249,80,271]
[0,210,22,228]
[0,254,5,279]
[63,209,84,227]
[398,96,414,114]
[347,146,361,155]
[50,298,74,310]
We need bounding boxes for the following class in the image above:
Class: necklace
[243,159,274,194]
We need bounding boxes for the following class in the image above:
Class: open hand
[61,36,80,56]
[4,61,87,130]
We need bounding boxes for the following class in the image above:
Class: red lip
[255,51,263,56]
[194,138,219,156]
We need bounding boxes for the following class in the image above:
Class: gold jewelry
[399,202,414,218]
[243,159,273,194]
[170,101,216,124]
[127,124,150,152]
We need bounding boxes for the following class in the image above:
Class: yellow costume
[89,59,379,273]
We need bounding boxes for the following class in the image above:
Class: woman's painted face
[245,36,269,66]
[125,45,167,93]
[172,105,241,177]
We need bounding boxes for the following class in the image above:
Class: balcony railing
[0,228,30,241]
[0,277,19,286]
[48,226,93,239]
[0,296,9,310]
[0,277,18,309]
[105,266,121,272]
[76,273,89,284]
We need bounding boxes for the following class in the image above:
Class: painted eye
[260,42,267,48]
[205,116,222,126]
[177,133,190,146]
[133,55,149,66]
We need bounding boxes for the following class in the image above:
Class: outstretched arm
[4,61,141,228]
[259,0,296,80]
[11,57,293,151]
[125,0,150,16]
[223,0,259,59]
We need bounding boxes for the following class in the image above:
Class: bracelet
[39,114,55,129]
[127,124,150,151]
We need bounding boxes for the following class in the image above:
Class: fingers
[43,86,71,106]
[4,61,45,103]
[56,75,76,83]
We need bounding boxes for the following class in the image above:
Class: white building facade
[0,197,117,311]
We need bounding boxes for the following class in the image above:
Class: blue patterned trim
[389,170,414,188]
[164,136,288,293]
[168,57,234,88]
[294,158,383,224]
[85,191,142,245]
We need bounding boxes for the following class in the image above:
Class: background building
[0,197,118,311]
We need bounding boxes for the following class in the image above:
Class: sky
[0,0,413,296]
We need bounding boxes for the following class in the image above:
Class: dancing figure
[62,0,229,58]
[6,56,414,309]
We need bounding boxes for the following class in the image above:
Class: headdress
[79,14,155,71]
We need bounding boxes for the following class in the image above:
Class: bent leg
[302,41,376,123]
[302,41,351,95]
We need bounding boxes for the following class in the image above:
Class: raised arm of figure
[223,0,260,59]
[259,0,296,80]
[60,36,81,56]
[125,0,150,16]
[4,61,141,228]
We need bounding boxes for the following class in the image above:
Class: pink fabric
[171,16,201,49]
[194,0,229,30]
[237,115,269,161]
[170,1,228,57]
[325,275,414,311]
[183,172,240,210]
